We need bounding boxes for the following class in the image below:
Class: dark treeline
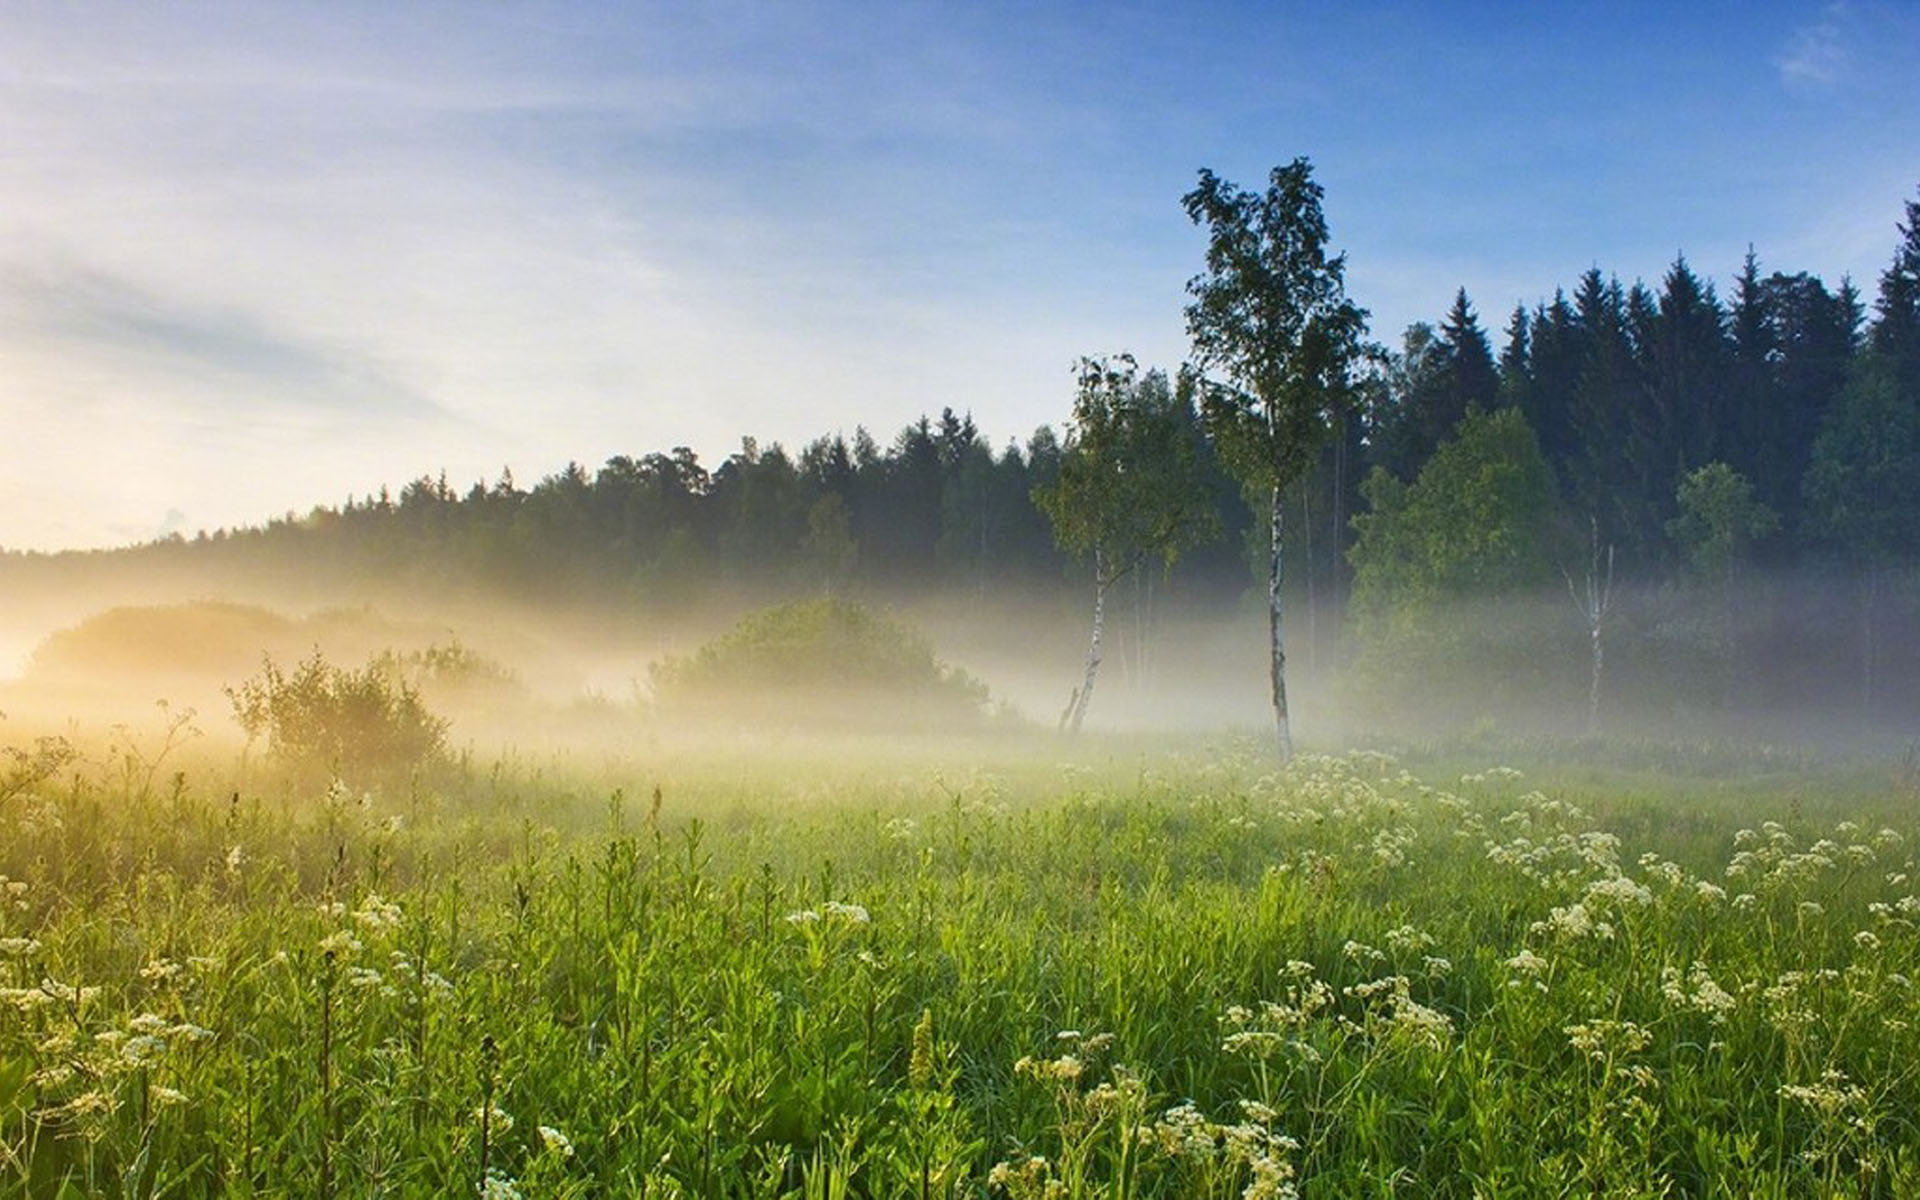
[49,409,1258,611]
[7,187,1920,731]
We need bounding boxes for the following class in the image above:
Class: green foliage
[1182,160,1369,492]
[1351,407,1559,618]
[1804,353,1920,566]
[28,601,301,683]
[648,598,991,731]
[1667,462,1778,578]
[226,651,449,784]
[1032,356,1220,583]
[1348,408,1561,703]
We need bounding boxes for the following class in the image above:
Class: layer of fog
[1,551,1916,759]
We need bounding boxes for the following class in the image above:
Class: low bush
[649,598,992,731]
[226,651,448,784]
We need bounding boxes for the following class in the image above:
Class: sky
[2,1,1916,551]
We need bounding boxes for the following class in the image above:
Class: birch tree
[1033,356,1218,734]
[1182,160,1367,758]
[1564,517,1616,736]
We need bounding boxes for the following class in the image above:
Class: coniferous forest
[7,185,1920,732]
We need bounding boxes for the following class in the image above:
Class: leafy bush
[226,651,448,783]
[29,601,300,684]
[649,598,992,731]
[1345,408,1568,720]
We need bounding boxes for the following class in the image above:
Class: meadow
[2,728,1918,1198]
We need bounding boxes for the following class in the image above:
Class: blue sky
[2,1,1916,550]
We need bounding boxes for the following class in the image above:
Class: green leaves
[1033,357,1220,584]
[1183,160,1368,492]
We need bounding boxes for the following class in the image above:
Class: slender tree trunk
[1588,616,1603,736]
[1143,570,1155,687]
[1863,567,1881,713]
[1069,558,1107,735]
[1269,483,1293,760]
[1301,483,1317,674]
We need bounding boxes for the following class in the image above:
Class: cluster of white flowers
[1343,976,1453,1051]
[1369,826,1416,868]
[1485,826,1620,888]
[1220,975,1334,1059]
[1779,1069,1869,1121]
[1015,1053,1084,1084]
[986,1154,1062,1199]
[1563,1019,1652,1063]
[1761,968,1841,1031]
[139,958,185,985]
[1383,925,1433,955]
[1725,821,1889,894]
[1140,1098,1301,1199]
[353,894,404,930]
[1082,1066,1148,1120]
[786,900,872,927]
[1341,940,1384,964]
[1459,767,1524,788]
[1583,874,1653,908]
[822,900,869,923]
[1530,902,1614,942]
[1660,962,1737,1022]
[1505,948,1548,974]
[477,1171,524,1200]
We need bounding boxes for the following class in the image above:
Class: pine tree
[1523,292,1584,490]
[1725,249,1779,490]
[1497,303,1531,408]
[1440,288,1500,416]
[1870,188,1920,403]
[1649,256,1730,478]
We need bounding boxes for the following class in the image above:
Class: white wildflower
[477,1172,523,1200]
[822,900,870,923]
[1505,948,1549,975]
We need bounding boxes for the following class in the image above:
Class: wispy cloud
[0,261,441,421]
[1777,4,1851,87]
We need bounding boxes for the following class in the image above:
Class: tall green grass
[1,736,1916,1196]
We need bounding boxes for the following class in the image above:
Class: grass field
[2,730,1918,1197]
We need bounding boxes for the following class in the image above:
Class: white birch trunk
[1068,557,1107,736]
[1268,483,1292,760]
[1863,567,1881,713]
[1588,616,1604,737]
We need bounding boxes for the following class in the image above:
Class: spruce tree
[1870,188,1920,402]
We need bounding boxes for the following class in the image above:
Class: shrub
[649,598,992,731]
[226,651,448,784]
